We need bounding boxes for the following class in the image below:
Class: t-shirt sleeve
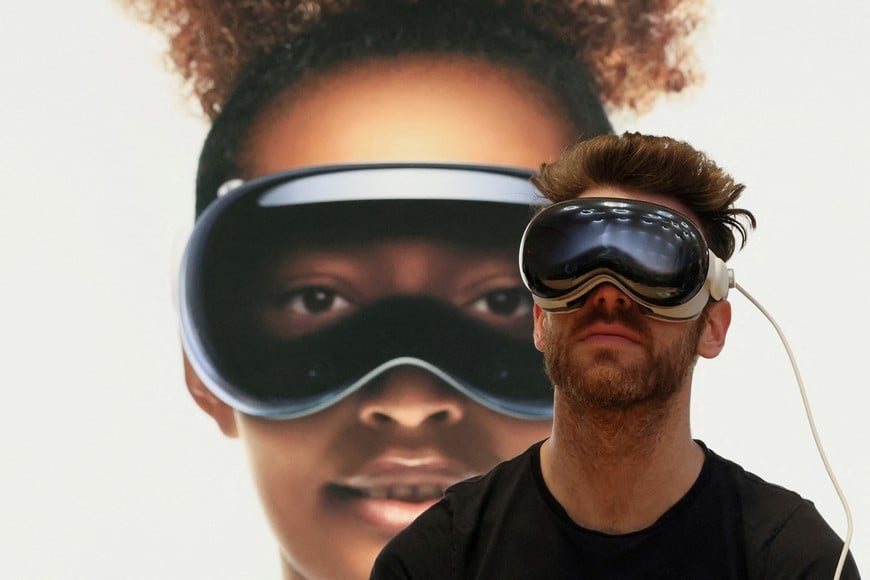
[370,499,455,580]
[761,501,860,580]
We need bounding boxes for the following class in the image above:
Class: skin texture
[186,56,572,579]
[534,186,732,535]
[242,55,574,173]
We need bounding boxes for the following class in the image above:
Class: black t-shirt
[371,440,859,580]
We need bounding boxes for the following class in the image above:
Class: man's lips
[578,323,642,345]
[324,456,476,534]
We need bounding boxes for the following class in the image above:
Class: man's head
[530,132,755,261]
[524,133,755,414]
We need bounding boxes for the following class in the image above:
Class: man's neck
[540,388,703,535]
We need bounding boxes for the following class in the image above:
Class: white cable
[735,283,853,579]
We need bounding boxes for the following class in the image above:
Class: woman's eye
[470,288,532,318]
[282,286,350,315]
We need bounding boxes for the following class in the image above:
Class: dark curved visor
[520,198,731,320]
[179,163,553,419]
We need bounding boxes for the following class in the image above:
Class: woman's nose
[357,366,465,428]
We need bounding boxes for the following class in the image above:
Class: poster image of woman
[117,0,702,577]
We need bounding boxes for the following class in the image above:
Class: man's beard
[543,307,704,412]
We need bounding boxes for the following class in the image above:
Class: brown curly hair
[120,0,706,119]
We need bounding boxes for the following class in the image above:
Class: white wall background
[1,1,866,578]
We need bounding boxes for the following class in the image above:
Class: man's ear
[183,351,239,437]
[533,304,548,353]
[697,300,731,359]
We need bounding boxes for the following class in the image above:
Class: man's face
[532,187,717,412]
[537,293,704,411]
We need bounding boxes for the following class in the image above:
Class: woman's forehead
[243,55,575,176]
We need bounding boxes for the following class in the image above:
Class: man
[370,133,860,579]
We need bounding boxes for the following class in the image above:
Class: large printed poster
[1,1,868,579]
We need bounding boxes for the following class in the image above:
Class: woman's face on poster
[236,235,547,578]
[194,55,573,579]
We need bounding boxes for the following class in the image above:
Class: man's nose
[357,367,465,428]
[585,282,633,313]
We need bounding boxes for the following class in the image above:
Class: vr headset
[178,163,554,420]
[520,198,733,321]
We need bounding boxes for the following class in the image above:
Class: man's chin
[556,364,655,410]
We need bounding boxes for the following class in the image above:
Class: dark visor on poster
[179,163,553,420]
[520,198,733,321]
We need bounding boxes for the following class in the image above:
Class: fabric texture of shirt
[371,440,859,580]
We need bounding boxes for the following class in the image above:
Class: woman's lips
[324,483,445,534]
[325,457,475,534]
[349,483,445,502]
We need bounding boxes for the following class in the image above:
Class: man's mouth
[578,323,642,345]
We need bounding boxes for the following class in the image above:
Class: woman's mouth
[324,461,472,534]
[323,481,447,534]
[329,482,445,502]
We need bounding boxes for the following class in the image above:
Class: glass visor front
[179,164,554,419]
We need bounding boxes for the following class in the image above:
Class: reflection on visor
[179,163,553,419]
[521,198,731,320]
[257,165,543,206]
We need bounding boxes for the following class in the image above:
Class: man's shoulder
[705,445,859,579]
[706,446,830,537]
[707,447,808,516]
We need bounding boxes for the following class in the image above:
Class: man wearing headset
[371,133,860,579]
